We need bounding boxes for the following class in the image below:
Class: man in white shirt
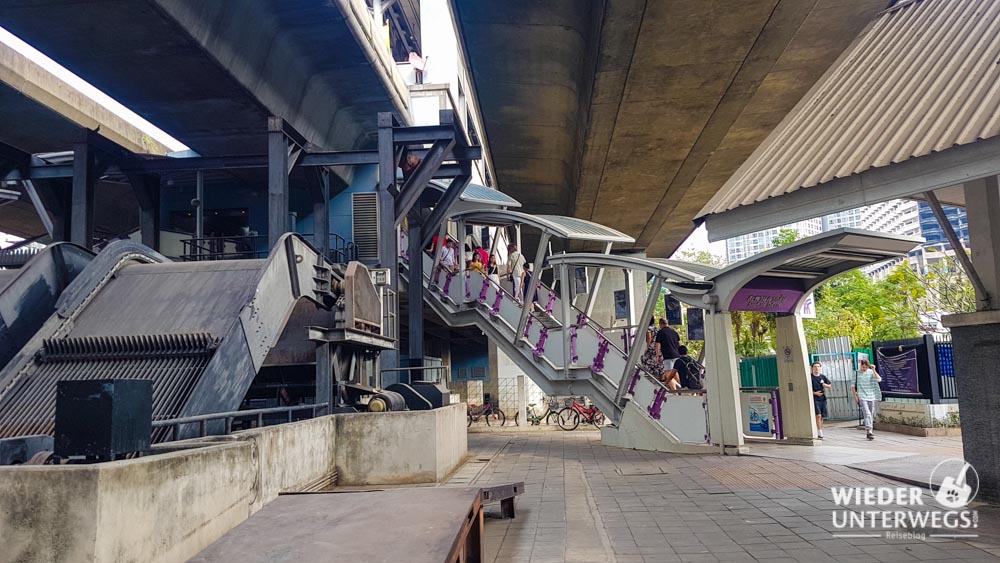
[439,239,457,274]
[508,244,526,303]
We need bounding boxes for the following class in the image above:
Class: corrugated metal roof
[427,180,522,207]
[699,0,1000,219]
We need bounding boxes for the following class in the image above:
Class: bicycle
[467,402,506,427]
[514,396,561,426]
[557,400,605,431]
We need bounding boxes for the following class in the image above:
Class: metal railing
[152,402,328,442]
[179,233,357,264]
[180,235,269,261]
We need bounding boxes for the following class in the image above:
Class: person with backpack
[853,358,882,441]
[672,345,704,390]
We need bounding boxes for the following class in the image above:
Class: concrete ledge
[874,422,962,437]
[335,403,468,485]
[0,406,467,563]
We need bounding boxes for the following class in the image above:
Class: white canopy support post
[616,274,662,404]
[584,242,613,317]
[457,218,467,301]
[516,233,551,341]
[559,263,572,374]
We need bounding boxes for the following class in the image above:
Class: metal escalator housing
[0,234,376,441]
[0,243,94,371]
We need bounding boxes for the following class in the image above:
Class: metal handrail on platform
[153,402,329,441]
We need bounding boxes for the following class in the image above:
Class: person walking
[853,358,883,440]
[487,255,501,287]
[655,319,681,386]
[507,244,526,303]
[811,361,832,439]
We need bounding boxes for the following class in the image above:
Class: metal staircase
[404,252,713,452]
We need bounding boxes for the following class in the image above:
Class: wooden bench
[477,481,524,519]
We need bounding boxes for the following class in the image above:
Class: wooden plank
[190,487,483,563]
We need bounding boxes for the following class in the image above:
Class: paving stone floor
[456,431,1000,563]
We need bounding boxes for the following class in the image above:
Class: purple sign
[730,277,804,313]
[876,349,920,394]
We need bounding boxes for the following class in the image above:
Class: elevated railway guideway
[0,234,389,441]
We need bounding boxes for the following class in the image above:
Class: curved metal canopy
[427,180,521,208]
[546,253,705,283]
[448,209,635,244]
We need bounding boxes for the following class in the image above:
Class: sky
[0,26,188,152]
[670,224,727,261]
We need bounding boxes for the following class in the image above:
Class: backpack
[677,356,704,390]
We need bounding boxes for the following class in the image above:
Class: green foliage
[803,264,945,349]
[771,229,800,247]
[673,249,726,268]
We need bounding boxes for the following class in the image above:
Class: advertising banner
[741,392,774,437]
[687,308,705,341]
[664,294,682,325]
[876,348,920,394]
[730,277,804,314]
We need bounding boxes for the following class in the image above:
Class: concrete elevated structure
[450,0,887,255]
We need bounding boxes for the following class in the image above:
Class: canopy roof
[698,0,1000,241]
[547,229,922,312]
[449,209,635,244]
[427,180,521,208]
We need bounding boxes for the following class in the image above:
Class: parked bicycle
[467,402,506,427]
[514,396,561,426]
[557,400,605,431]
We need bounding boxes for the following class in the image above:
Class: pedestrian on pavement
[811,361,833,439]
[853,358,883,441]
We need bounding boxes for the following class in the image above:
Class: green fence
[738,355,778,388]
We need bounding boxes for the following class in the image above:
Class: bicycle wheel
[592,411,606,427]
[467,414,473,427]
[557,407,580,431]
[486,409,506,427]
[513,410,520,426]
[544,410,560,426]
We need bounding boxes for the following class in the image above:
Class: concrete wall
[335,403,467,485]
[0,407,466,563]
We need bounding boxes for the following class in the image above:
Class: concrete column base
[942,311,1000,504]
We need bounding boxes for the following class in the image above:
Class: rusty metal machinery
[0,234,388,441]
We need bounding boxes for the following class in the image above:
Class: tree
[772,228,800,247]
[673,249,726,268]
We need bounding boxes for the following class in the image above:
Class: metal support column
[128,174,160,250]
[314,168,331,259]
[268,117,290,249]
[21,180,54,237]
[70,139,95,248]
[407,219,424,383]
[195,171,204,240]
[516,233,551,339]
[616,275,662,404]
[927,190,989,309]
[315,341,334,415]
[559,264,573,373]
[377,112,399,370]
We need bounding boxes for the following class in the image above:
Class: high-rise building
[724,199,920,265]
[918,202,968,251]
[724,218,823,263]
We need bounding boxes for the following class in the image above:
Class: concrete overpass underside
[451,0,886,257]
[0,0,409,157]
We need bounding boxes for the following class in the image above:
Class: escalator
[0,235,383,440]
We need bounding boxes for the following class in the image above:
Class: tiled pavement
[454,430,1000,563]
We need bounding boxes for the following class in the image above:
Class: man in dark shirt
[811,361,833,439]
[655,318,681,365]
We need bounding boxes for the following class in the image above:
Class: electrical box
[55,379,152,461]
